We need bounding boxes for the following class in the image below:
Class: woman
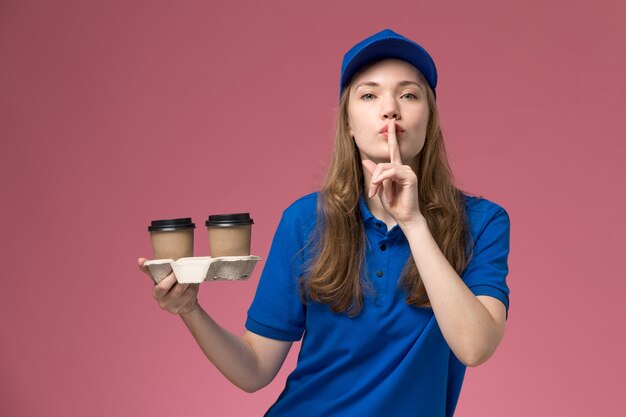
[138,29,511,417]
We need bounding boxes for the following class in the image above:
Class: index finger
[153,272,177,297]
[388,118,402,165]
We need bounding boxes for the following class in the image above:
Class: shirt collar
[358,192,404,238]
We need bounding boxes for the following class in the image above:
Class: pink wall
[2,0,625,415]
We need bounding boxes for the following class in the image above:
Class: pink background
[1,0,625,415]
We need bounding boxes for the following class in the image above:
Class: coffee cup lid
[205,213,254,227]
[148,217,196,232]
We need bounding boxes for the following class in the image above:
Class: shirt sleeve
[245,209,308,341]
[462,206,511,319]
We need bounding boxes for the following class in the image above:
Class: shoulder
[277,191,320,236]
[283,191,319,216]
[285,191,319,213]
[461,191,509,220]
[460,191,510,238]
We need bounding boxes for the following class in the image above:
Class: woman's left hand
[361,119,424,228]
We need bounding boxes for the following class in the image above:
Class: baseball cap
[340,29,438,99]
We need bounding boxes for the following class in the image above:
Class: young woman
[138,29,511,417]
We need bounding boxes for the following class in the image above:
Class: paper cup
[148,217,195,260]
[205,213,253,258]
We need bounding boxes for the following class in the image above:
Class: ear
[346,114,354,137]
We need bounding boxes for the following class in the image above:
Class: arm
[180,304,292,393]
[171,207,308,389]
[139,258,292,392]
[362,120,508,367]
[401,217,506,367]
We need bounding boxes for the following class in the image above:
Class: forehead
[350,58,425,86]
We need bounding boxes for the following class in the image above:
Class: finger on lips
[388,119,402,165]
[364,119,403,199]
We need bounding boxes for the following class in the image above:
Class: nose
[382,98,400,120]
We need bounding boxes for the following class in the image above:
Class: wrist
[179,299,200,318]
[399,213,427,231]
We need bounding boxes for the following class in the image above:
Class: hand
[138,258,199,315]
[361,118,423,227]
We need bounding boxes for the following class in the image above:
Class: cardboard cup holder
[144,256,262,284]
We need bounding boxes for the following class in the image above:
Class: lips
[379,124,405,134]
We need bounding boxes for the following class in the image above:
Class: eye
[360,93,375,100]
[402,93,419,100]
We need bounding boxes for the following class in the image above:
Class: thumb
[138,257,150,273]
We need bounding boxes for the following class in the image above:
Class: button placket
[373,237,391,307]
[364,223,391,306]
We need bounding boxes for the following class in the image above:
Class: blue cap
[340,29,438,99]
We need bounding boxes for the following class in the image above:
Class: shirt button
[380,243,387,251]
[376,271,383,277]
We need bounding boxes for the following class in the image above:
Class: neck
[362,168,397,227]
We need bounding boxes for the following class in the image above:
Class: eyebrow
[354,80,425,91]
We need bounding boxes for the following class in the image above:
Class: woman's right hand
[137,260,292,392]
[137,257,200,315]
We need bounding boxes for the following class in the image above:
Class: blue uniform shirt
[246,191,510,417]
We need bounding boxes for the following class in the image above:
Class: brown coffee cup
[148,218,195,260]
[205,213,253,258]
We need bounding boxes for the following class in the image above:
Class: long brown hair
[299,74,474,316]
